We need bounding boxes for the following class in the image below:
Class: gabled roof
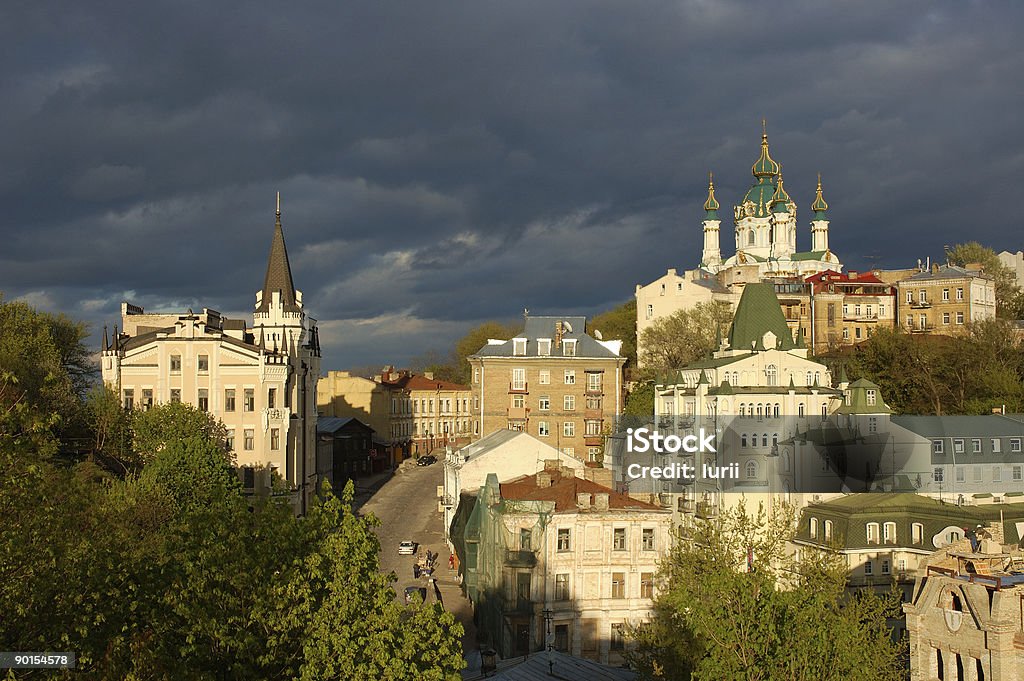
[891,414,1024,438]
[905,264,992,282]
[727,283,795,352]
[384,374,469,391]
[500,472,663,513]
[317,416,374,434]
[470,315,622,359]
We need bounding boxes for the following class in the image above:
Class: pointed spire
[257,193,299,314]
[811,172,829,217]
[752,121,780,179]
[113,325,119,352]
[703,171,720,218]
[103,325,109,352]
[698,369,709,385]
[771,171,792,213]
[838,364,849,385]
[789,374,796,388]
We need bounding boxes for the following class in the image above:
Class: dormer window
[537,339,551,356]
[563,339,577,357]
[866,389,876,406]
[513,338,527,356]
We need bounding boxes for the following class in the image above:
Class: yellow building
[317,368,411,466]
[895,263,996,335]
[468,315,626,464]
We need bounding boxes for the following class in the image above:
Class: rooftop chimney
[577,493,591,510]
[536,471,553,488]
[424,371,434,380]
[593,493,610,511]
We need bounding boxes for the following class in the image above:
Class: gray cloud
[2,0,1022,367]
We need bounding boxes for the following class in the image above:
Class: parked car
[404,586,428,604]
[416,455,437,466]
[398,540,416,555]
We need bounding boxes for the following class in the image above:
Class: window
[1013,438,1022,453]
[512,394,525,409]
[842,327,849,340]
[588,447,601,462]
[942,288,950,301]
[956,467,965,483]
[562,447,574,457]
[765,364,778,386]
[905,315,913,328]
[539,370,550,385]
[473,368,479,384]
[513,338,527,356]
[798,403,805,417]
[268,427,279,450]
[586,395,602,410]
[555,573,569,600]
[170,354,181,373]
[745,461,758,479]
[741,434,748,448]
[198,354,209,372]
[993,438,1002,453]
[942,312,950,325]
[563,339,577,357]
[868,416,878,433]
[587,373,602,392]
[585,420,601,436]
[956,311,964,324]
[611,573,625,599]
[973,438,982,453]
[956,287,964,300]
[866,522,879,544]
[226,431,235,451]
[122,389,134,410]
[974,467,983,482]
[610,623,625,651]
[864,560,873,576]
[538,421,549,437]
[933,467,944,483]
[646,304,653,320]
[810,517,818,539]
[225,389,236,412]
[1014,466,1022,482]
[881,560,890,575]
[824,520,833,541]
[519,528,531,550]
[855,327,862,339]
[919,314,927,329]
[933,439,944,454]
[268,387,277,409]
[994,466,1002,483]
[554,625,569,652]
[613,528,627,551]
[641,572,654,599]
[642,528,655,551]
[198,389,209,412]
[884,522,896,544]
[538,396,550,411]
[538,339,551,356]
[912,523,923,544]
[244,429,255,450]
[563,395,575,411]
[557,528,571,551]
[953,439,964,454]
[170,388,181,403]
[512,368,526,391]
[905,290,912,303]
[142,389,153,410]
[244,388,255,412]
[564,370,575,385]
[562,421,575,437]
[919,290,927,303]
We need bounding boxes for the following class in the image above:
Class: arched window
[772,433,779,447]
[741,434,748,448]
[814,371,821,385]
[821,404,828,420]
[824,520,833,541]
[798,403,805,417]
[766,365,778,386]
[748,230,755,245]
[782,450,791,472]
[773,403,780,418]
[745,460,758,479]
[756,404,763,419]
[762,433,769,447]
[731,371,739,385]
[739,403,746,417]
[805,371,812,386]
[810,517,818,539]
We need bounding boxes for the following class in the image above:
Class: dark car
[416,455,437,466]
[404,586,428,604]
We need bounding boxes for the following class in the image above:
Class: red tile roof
[500,472,663,513]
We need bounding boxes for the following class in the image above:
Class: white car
[398,540,416,555]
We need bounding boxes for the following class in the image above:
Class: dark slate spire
[257,192,300,314]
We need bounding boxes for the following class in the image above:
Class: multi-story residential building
[101,199,322,512]
[442,430,591,551]
[904,525,1024,681]
[468,315,626,463]
[317,369,410,466]
[634,127,843,364]
[895,263,996,335]
[388,373,471,454]
[801,270,897,351]
[651,283,844,519]
[452,466,671,663]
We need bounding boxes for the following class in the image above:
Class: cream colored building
[317,368,412,466]
[453,466,671,663]
[896,264,996,334]
[635,128,843,364]
[393,373,471,454]
[468,315,626,463]
[102,200,322,512]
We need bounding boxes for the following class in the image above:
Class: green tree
[131,400,230,464]
[624,381,654,417]
[451,320,522,383]
[945,242,1024,318]
[629,502,904,680]
[589,299,637,366]
[638,301,733,377]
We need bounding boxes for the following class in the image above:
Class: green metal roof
[835,378,893,415]
[727,283,796,352]
[811,174,828,217]
[789,250,830,261]
[704,173,720,219]
[771,174,793,213]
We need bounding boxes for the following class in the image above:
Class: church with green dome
[700,124,842,278]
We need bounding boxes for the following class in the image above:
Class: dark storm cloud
[2,0,1022,367]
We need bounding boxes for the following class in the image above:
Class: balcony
[504,550,537,568]
[909,300,931,309]
[909,325,933,334]
[508,382,529,394]
[584,435,604,447]
[584,388,603,397]
[507,407,528,420]
[695,501,718,519]
[584,408,603,419]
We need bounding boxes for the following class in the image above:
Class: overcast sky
[2,1,1022,370]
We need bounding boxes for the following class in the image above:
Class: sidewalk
[432,564,481,678]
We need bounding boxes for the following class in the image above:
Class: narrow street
[360,455,480,674]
